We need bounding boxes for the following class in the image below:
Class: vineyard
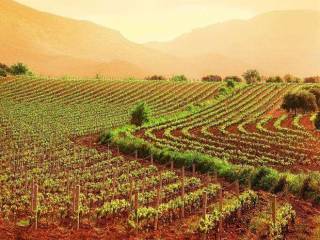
[0,76,320,239]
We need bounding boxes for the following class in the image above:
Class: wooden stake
[135,150,138,160]
[134,192,139,224]
[217,189,223,240]
[117,146,120,155]
[202,192,208,217]
[170,161,174,171]
[34,184,38,230]
[272,195,276,226]
[235,180,241,218]
[75,185,80,230]
[154,187,160,230]
[151,154,154,165]
[181,166,185,218]
[192,164,196,177]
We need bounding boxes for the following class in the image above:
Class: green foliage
[251,167,279,191]
[130,102,152,126]
[283,74,301,83]
[281,90,317,114]
[224,75,242,82]
[226,79,235,88]
[242,69,261,84]
[99,130,114,144]
[0,68,7,77]
[10,63,29,75]
[266,76,283,83]
[170,75,187,82]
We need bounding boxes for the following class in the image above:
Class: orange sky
[15,0,320,43]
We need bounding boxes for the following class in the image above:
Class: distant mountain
[0,1,319,78]
[0,0,185,77]
[146,10,320,77]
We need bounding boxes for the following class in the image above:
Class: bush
[171,75,187,82]
[304,76,320,83]
[224,75,242,82]
[0,68,7,77]
[10,63,28,75]
[309,88,320,108]
[283,74,301,83]
[314,112,320,130]
[242,69,261,84]
[266,76,283,83]
[102,127,320,203]
[130,102,152,126]
[226,80,235,88]
[281,90,317,114]
[145,75,166,81]
[202,75,222,82]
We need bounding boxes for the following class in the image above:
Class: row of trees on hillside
[145,71,319,84]
[0,63,29,77]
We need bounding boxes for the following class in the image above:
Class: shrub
[99,130,114,144]
[309,88,320,108]
[266,76,283,83]
[226,80,235,88]
[171,75,187,82]
[281,90,317,114]
[314,112,320,130]
[10,63,29,75]
[273,176,288,193]
[242,69,261,84]
[0,68,7,77]
[251,167,279,191]
[202,75,222,82]
[145,75,166,81]
[283,74,301,83]
[304,76,320,83]
[130,102,152,126]
[224,75,242,82]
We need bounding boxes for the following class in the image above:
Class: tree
[242,69,261,84]
[171,75,187,82]
[266,76,283,83]
[145,75,166,80]
[281,90,317,114]
[130,102,152,126]
[0,68,7,77]
[224,75,242,82]
[283,74,301,83]
[304,76,320,83]
[309,88,320,108]
[314,112,320,130]
[10,63,28,75]
[226,80,235,88]
[202,75,222,82]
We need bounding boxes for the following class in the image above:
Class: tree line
[0,62,29,77]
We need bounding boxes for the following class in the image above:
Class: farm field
[1,76,320,239]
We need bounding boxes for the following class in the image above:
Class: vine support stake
[154,187,160,230]
[134,192,139,225]
[202,191,207,217]
[235,180,241,218]
[75,185,80,230]
[170,161,174,171]
[192,164,195,177]
[135,150,138,160]
[272,195,276,226]
[34,184,38,230]
[151,154,154,165]
[217,189,223,240]
[181,166,185,218]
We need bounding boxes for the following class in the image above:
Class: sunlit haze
[14,0,320,43]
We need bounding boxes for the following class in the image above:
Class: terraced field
[0,77,319,239]
[136,83,320,171]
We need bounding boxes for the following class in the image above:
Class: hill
[146,10,320,77]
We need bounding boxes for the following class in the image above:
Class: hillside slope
[146,10,320,77]
[0,0,184,77]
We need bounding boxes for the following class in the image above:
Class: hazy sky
[16,0,320,43]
